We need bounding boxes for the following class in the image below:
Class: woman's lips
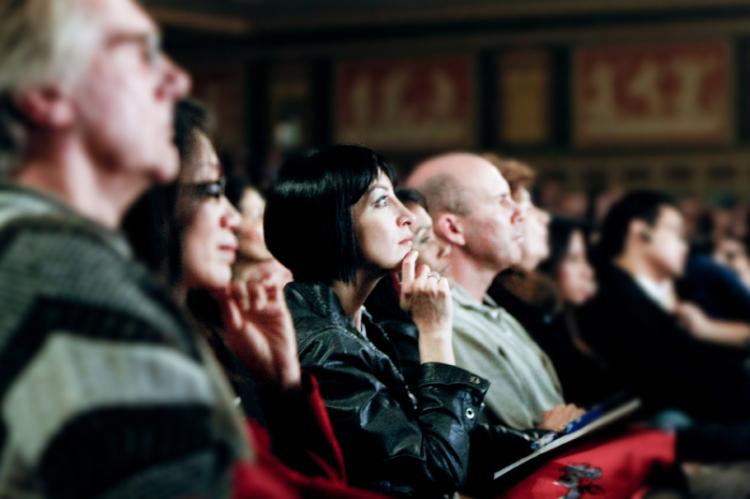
[219,244,238,263]
[399,237,413,245]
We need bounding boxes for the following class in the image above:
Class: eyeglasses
[105,31,164,69]
[183,177,226,199]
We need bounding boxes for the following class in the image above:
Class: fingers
[231,281,251,314]
[437,274,450,295]
[220,292,243,332]
[400,250,418,294]
[247,281,268,313]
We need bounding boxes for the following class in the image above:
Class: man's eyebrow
[105,30,160,49]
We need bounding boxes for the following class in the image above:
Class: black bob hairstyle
[264,144,396,285]
[597,189,678,262]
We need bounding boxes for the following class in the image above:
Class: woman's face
[181,132,241,290]
[237,188,273,261]
[352,171,415,272]
[556,230,597,305]
[516,188,551,270]
[407,203,451,273]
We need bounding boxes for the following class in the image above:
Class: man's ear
[629,219,652,244]
[434,212,465,247]
[14,87,75,130]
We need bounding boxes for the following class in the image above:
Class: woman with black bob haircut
[264,145,538,497]
[265,146,396,285]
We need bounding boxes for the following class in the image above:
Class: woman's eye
[374,196,389,208]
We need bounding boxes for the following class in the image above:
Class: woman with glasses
[124,100,381,498]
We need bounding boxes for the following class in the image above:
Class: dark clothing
[679,254,750,323]
[285,281,536,497]
[580,263,750,422]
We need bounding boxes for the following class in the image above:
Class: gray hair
[0,0,100,175]
[416,173,472,216]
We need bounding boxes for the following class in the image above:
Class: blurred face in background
[643,206,689,278]
[515,187,551,271]
[180,132,240,289]
[406,202,452,273]
[557,230,597,305]
[237,187,273,261]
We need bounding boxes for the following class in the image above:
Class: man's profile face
[459,159,524,272]
[643,205,688,278]
[70,0,189,183]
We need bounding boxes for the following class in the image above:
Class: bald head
[408,152,524,294]
[407,153,503,216]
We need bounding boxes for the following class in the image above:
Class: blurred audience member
[582,190,750,421]
[0,1,264,497]
[531,217,615,407]
[232,182,292,286]
[125,100,380,498]
[711,235,750,289]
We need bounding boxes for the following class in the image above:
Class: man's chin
[150,153,180,184]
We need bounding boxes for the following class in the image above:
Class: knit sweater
[0,183,250,499]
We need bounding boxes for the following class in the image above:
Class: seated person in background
[124,101,381,498]
[476,158,614,407]
[581,190,750,422]
[408,154,583,432]
[482,158,580,380]
[264,145,538,497]
[231,181,293,286]
[712,234,750,287]
[532,217,616,408]
[678,234,750,324]
[409,159,750,494]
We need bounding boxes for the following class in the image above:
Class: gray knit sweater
[0,183,250,499]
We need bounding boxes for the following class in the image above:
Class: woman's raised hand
[217,275,301,389]
[398,250,455,365]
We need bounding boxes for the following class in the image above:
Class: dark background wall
[144,0,750,200]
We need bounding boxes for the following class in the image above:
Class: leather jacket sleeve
[301,330,488,497]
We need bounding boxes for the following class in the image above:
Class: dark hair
[264,144,396,284]
[123,99,210,287]
[597,190,678,261]
[538,217,591,278]
[395,187,427,211]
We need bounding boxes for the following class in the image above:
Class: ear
[14,86,75,130]
[629,220,651,244]
[434,212,465,247]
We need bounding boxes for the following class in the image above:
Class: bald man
[408,153,583,431]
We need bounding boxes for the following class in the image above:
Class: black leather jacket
[285,282,538,497]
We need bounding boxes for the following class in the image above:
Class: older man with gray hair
[0,1,254,497]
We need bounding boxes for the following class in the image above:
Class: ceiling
[143,0,750,36]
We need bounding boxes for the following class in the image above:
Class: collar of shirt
[634,275,676,311]
[450,281,506,322]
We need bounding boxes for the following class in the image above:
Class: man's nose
[160,56,191,100]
